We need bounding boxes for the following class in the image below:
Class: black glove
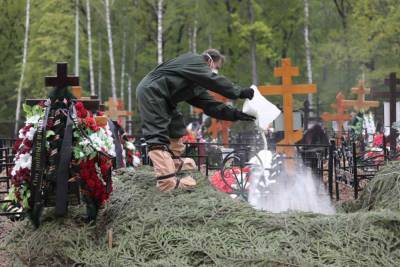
[239,88,254,100]
[234,110,256,121]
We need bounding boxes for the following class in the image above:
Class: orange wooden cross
[207,118,232,145]
[105,97,134,122]
[194,91,232,145]
[343,80,379,111]
[259,58,317,156]
[321,92,351,144]
[72,86,82,99]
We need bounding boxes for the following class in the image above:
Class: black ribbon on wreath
[54,104,74,216]
[108,120,124,170]
[29,100,51,228]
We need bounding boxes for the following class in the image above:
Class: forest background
[1,0,399,136]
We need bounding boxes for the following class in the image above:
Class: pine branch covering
[3,164,400,266]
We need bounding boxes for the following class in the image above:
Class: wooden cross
[45,62,79,90]
[259,58,317,156]
[207,118,232,145]
[26,63,99,111]
[321,92,351,144]
[343,80,379,111]
[371,72,400,152]
[193,91,232,145]
[105,97,134,123]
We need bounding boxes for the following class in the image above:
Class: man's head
[202,48,224,74]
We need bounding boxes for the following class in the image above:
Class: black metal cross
[372,72,400,153]
[45,63,79,89]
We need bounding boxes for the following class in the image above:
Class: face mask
[205,53,219,74]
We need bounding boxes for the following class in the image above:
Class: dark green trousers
[137,86,186,145]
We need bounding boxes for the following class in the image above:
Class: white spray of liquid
[248,129,335,215]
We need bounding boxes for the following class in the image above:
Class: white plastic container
[242,85,281,131]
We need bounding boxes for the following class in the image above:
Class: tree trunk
[104,0,117,100]
[98,37,102,100]
[188,27,192,52]
[192,19,198,53]
[128,77,132,134]
[304,0,313,107]
[14,0,31,135]
[86,0,95,95]
[248,0,257,85]
[120,31,126,100]
[157,0,164,64]
[75,0,80,76]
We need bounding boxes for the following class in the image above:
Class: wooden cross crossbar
[259,58,317,156]
[45,63,79,89]
[321,92,351,144]
[343,80,379,112]
[105,97,134,121]
[371,72,400,152]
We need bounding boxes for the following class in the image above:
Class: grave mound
[2,164,400,266]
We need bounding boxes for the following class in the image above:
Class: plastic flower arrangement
[4,100,127,224]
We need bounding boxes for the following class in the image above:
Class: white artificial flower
[126,141,135,151]
[26,114,41,125]
[19,153,32,170]
[133,156,141,167]
[26,127,36,141]
[122,148,126,160]
[18,129,25,139]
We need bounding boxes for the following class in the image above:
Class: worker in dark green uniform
[136,48,255,192]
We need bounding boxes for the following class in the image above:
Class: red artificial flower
[47,118,54,128]
[373,134,383,147]
[210,167,250,193]
[13,139,23,153]
[75,101,84,111]
[79,158,112,206]
[75,102,88,118]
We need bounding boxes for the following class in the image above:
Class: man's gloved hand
[234,110,256,121]
[239,88,254,100]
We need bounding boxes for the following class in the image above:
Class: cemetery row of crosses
[2,57,400,226]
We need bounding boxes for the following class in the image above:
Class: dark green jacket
[137,52,244,121]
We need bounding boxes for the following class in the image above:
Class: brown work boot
[178,175,196,191]
[156,177,177,192]
[173,157,197,172]
[148,148,196,192]
[156,175,197,192]
[169,138,185,156]
[169,138,197,172]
